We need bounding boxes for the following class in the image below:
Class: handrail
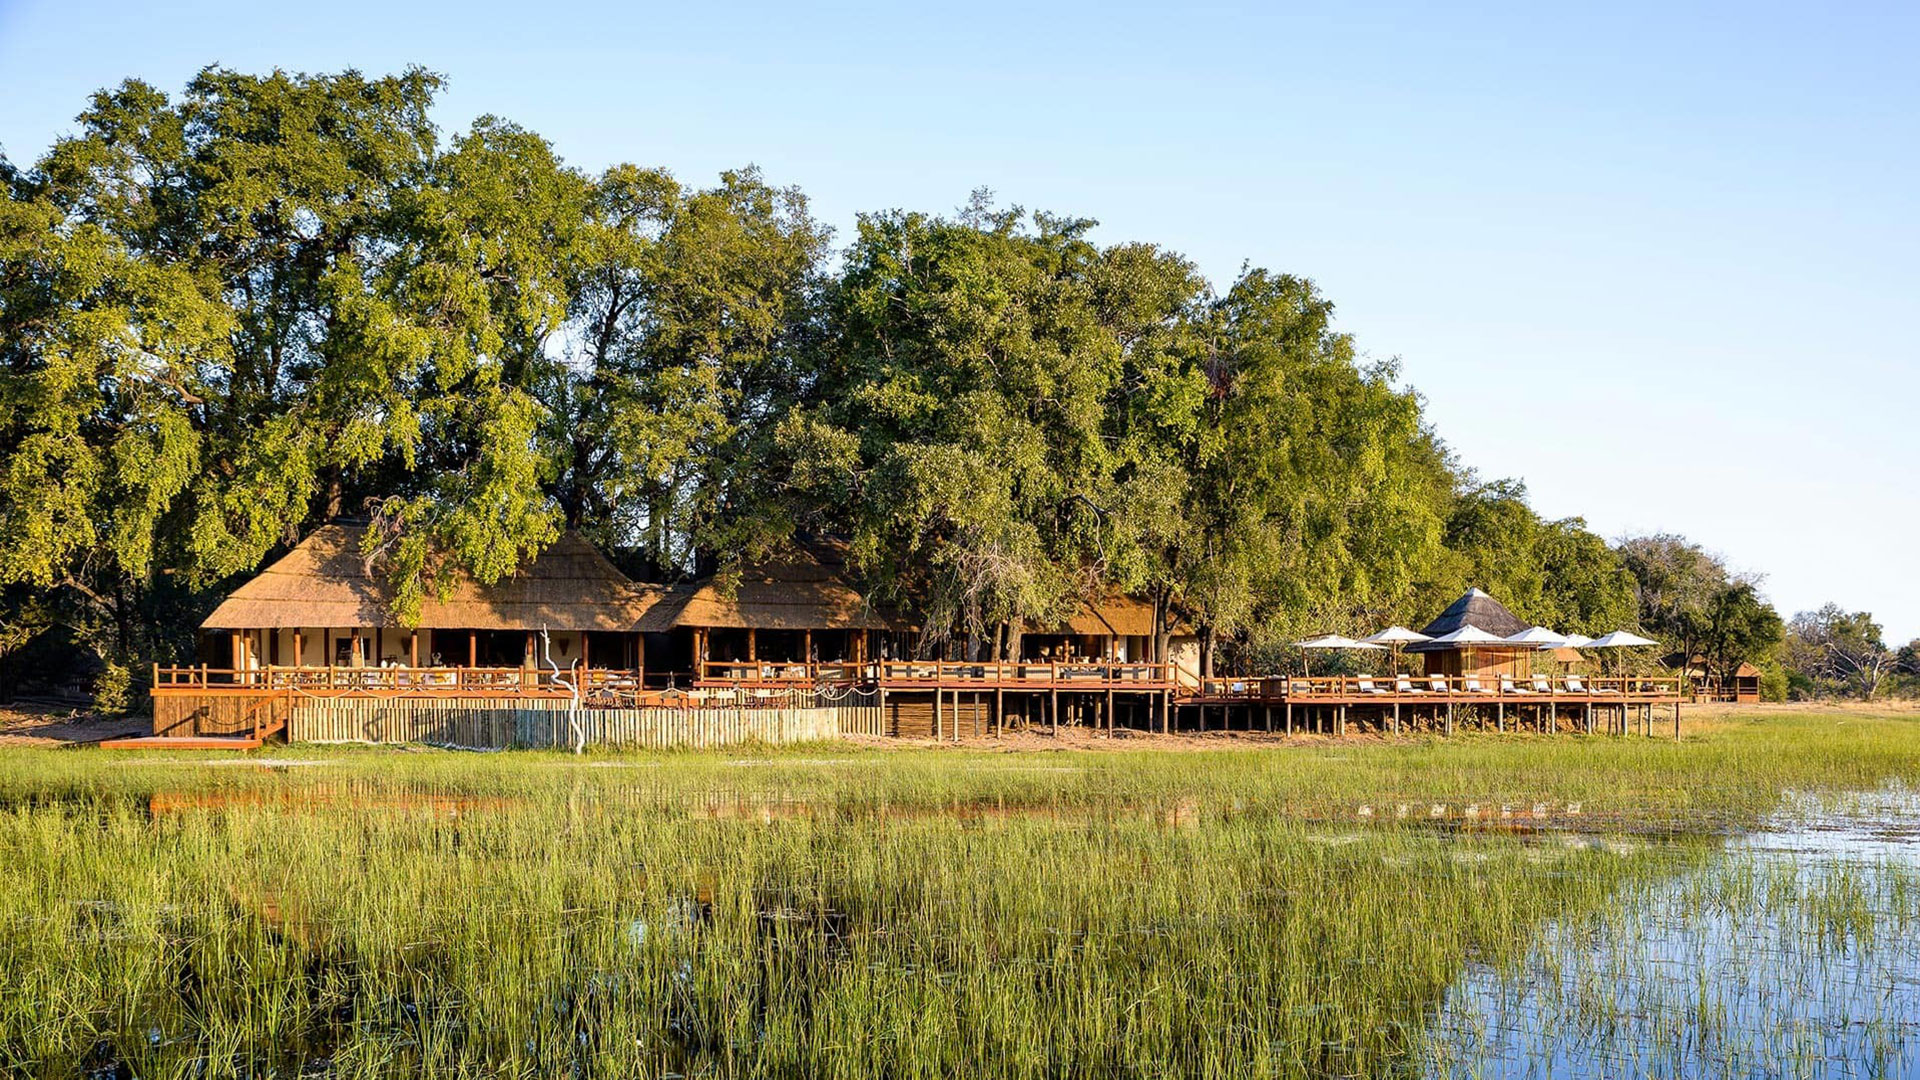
[1188,673,1686,701]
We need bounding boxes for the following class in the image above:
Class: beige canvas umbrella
[1584,630,1659,675]
[1362,625,1431,674]
[1294,634,1384,676]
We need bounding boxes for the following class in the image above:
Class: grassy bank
[1,710,1915,1078]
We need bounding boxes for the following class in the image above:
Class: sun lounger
[1462,676,1495,694]
[1500,676,1534,695]
[1530,676,1553,694]
[1428,676,1449,694]
[1356,677,1388,694]
[1396,676,1426,695]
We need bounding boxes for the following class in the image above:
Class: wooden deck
[149,664,1687,740]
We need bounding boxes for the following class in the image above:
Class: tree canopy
[1,66,1780,693]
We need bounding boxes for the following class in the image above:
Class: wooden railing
[153,664,645,697]
[1187,673,1685,702]
[698,660,1175,688]
[872,660,1173,689]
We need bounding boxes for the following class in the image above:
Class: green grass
[0,710,1915,1078]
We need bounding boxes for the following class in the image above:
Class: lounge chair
[1356,677,1388,694]
[1428,676,1450,694]
[1395,676,1427,695]
[1462,675,1496,694]
[1500,675,1535,695]
[1530,675,1553,694]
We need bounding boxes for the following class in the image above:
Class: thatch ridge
[201,524,659,631]
[1416,587,1529,640]
[636,545,891,632]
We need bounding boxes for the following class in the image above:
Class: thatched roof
[1416,588,1529,641]
[1026,593,1167,638]
[202,524,659,632]
[637,547,890,632]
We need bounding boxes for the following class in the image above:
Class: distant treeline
[1,66,1890,704]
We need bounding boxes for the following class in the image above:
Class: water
[1425,784,1920,1078]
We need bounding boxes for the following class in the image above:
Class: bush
[1759,663,1789,703]
[92,662,131,716]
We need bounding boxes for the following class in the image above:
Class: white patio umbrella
[1293,634,1384,675]
[1562,633,1595,648]
[1362,625,1431,673]
[1505,626,1569,648]
[1584,630,1659,675]
[1423,625,1509,682]
[1584,630,1658,649]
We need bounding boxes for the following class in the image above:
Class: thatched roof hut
[636,547,891,632]
[1415,587,1529,641]
[201,523,659,631]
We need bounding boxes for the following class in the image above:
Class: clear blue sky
[4,1,1915,641]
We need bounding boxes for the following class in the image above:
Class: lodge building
[137,523,1686,748]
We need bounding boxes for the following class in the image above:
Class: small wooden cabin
[199,523,658,676]
[1409,588,1533,679]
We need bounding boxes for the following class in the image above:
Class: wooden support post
[996,687,1004,737]
[1674,700,1682,741]
[1107,688,1115,732]
[293,629,304,669]
[1585,701,1593,735]
[469,631,477,668]
[410,631,420,667]
[935,686,943,741]
[1050,690,1059,735]
[580,632,589,671]
[636,633,647,685]
[746,628,756,663]
[1337,705,1347,738]
[1446,696,1454,737]
[1285,700,1293,736]
[1392,700,1400,735]
[1496,701,1504,733]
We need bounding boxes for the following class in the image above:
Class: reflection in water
[1424,785,1920,1078]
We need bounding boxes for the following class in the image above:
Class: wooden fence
[288,692,883,749]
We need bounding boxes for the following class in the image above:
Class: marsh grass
[0,710,1916,1078]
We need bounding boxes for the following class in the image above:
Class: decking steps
[98,735,266,751]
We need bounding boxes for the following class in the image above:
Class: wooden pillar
[1496,701,1504,732]
[1392,699,1400,735]
[747,628,757,662]
[1284,700,1292,736]
[410,631,420,667]
[293,629,304,669]
[995,687,1004,737]
[468,630,477,667]
[935,685,943,741]
[524,632,535,669]
[1446,696,1454,737]
[636,634,647,683]
[1337,705,1346,738]
[1106,688,1115,732]
[580,632,590,671]
[230,632,242,681]
[1585,701,1593,735]
[351,629,362,668]
[1674,700,1681,741]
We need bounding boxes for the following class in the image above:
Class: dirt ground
[0,706,149,746]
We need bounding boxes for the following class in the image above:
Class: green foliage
[1618,534,1784,681]
[1785,604,1897,700]
[91,660,132,716]
[1,67,1775,680]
